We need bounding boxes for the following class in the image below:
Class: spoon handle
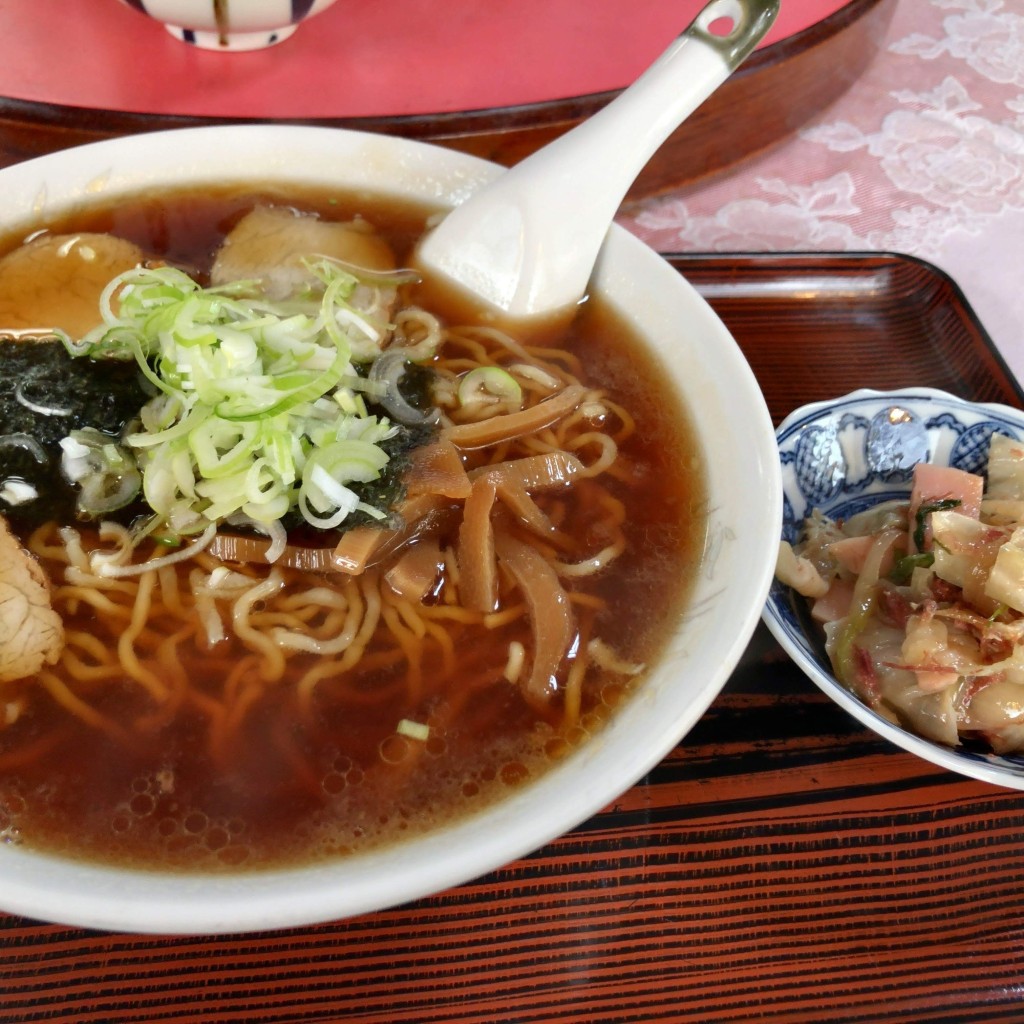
[417,0,780,319]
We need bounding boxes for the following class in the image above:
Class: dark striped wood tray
[4,253,1023,1024]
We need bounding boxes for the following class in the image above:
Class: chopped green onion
[59,427,141,516]
[889,552,934,584]
[66,260,418,542]
[458,366,522,409]
[833,591,875,688]
[913,498,960,552]
[396,719,430,741]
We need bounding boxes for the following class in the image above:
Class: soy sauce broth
[0,185,707,871]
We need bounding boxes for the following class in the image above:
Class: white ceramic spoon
[416,0,779,322]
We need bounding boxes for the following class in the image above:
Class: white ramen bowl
[0,125,780,934]
[763,387,1024,790]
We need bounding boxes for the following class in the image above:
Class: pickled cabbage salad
[777,433,1024,754]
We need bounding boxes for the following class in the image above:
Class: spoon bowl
[415,0,779,321]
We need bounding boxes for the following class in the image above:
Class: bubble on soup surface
[0,793,20,842]
[204,826,230,851]
[378,734,411,764]
[321,771,347,795]
[184,812,208,835]
[111,812,132,834]
[2,789,26,817]
[601,682,625,707]
[217,844,250,866]
[129,793,155,817]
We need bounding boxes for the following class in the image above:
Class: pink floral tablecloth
[621,0,1024,387]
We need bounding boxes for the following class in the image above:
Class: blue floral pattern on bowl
[763,388,1024,789]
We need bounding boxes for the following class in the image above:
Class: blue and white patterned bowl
[762,387,1024,790]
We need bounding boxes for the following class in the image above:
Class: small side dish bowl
[763,387,1024,789]
[118,0,341,51]
[0,124,780,933]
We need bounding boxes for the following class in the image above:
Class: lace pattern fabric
[622,0,1024,383]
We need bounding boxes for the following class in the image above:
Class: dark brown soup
[0,186,707,871]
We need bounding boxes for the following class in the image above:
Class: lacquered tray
[4,254,1024,1024]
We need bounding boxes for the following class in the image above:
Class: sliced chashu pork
[211,205,396,301]
[0,516,63,683]
[0,233,143,338]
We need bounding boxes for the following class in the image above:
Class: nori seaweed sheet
[0,341,148,526]
[0,340,438,534]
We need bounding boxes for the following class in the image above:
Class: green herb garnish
[913,498,961,552]
[890,552,935,585]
